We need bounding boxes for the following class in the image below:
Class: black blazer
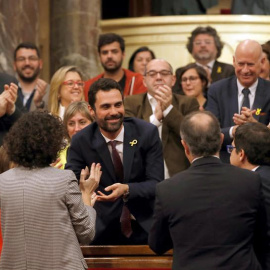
[149,157,270,270]
[173,60,235,94]
[66,117,164,243]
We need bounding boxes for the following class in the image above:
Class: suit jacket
[256,166,270,207]
[0,73,23,145]
[124,93,199,176]
[65,117,164,243]
[0,167,96,270]
[173,60,235,94]
[84,69,147,101]
[149,157,270,270]
[206,76,270,146]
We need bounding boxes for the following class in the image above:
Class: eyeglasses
[15,56,39,62]
[227,145,236,154]
[145,70,172,78]
[193,40,214,46]
[62,80,85,88]
[181,76,199,83]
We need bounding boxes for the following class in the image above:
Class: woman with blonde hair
[56,101,93,169]
[49,66,85,119]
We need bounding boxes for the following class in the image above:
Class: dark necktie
[109,140,123,182]
[242,88,250,109]
[109,140,132,238]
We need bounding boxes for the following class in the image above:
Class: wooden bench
[81,245,172,269]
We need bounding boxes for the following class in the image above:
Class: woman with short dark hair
[0,111,101,270]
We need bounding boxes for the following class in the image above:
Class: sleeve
[65,137,87,180]
[65,174,96,245]
[165,96,199,137]
[206,86,231,144]
[148,183,173,255]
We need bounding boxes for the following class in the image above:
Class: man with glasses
[229,122,270,205]
[173,26,234,94]
[125,59,199,177]
[13,42,49,111]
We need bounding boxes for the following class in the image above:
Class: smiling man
[125,59,199,177]
[84,33,146,101]
[66,78,164,245]
[206,39,270,163]
[13,42,49,111]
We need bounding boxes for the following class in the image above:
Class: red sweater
[84,69,147,101]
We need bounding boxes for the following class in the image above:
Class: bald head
[145,59,173,75]
[233,39,264,87]
[235,40,262,60]
[180,111,222,157]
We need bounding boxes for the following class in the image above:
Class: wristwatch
[123,185,130,203]
[36,100,45,109]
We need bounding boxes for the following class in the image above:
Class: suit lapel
[228,78,239,122]
[141,95,153,122]
[92,127,116,181]
[123,121,137,183]
[252,78,266,121]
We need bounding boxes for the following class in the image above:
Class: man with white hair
[206,39,270,162]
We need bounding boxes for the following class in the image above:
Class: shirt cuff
[163,104,173,118]
[150,114,162,127]
[229,126,234,139]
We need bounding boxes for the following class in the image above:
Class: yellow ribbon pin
[217,66,222,73]
[129,139,138,146]
[255,108,261,115]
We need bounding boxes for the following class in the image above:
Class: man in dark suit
[173,26,234,94]
[125,59,199,177]
[66,78,164,245]
[149,111,270,270]
[230,122,270,205]
[229,122,270,269]
[0,73,22,145]
[206,39,270,162]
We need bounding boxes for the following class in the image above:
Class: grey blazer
[0,167,96,270]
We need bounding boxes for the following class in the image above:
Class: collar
[196,60,215,70]
[191,155,219,163]
[101,125,125,143]
[252,165,260,172]
[237,79,258,97]
[147,93,157,107]
[58,103,66,120]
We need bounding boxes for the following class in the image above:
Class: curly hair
[4,111,67,168]
[186,26,224,59]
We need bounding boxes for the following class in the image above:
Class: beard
[194,51,216,62]
[96,113,124,134]
[101,59,123,73]
[17,65,40,83]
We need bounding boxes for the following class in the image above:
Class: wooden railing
[81,245,173,269]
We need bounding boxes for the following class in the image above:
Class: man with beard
[173,26,235,94]
[66,78,164,245]
[84,33,146,101]
[124,59,199,178]
[13,42,49,111]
